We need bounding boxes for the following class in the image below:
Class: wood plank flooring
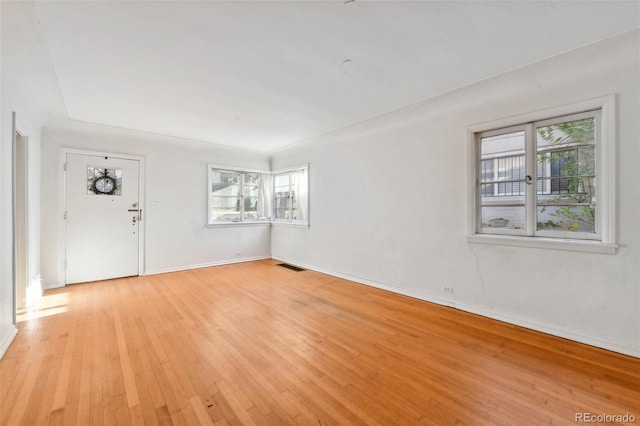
[1,259,638,425]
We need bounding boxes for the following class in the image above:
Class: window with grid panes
[470,106,614,250]
[273,166,308,224]
[274,172,297,220]
[208,168,262,223]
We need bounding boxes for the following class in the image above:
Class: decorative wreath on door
[87,167,122,196]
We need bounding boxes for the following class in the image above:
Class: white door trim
[11,112,18,325]
[14,131,28,311]
[11,112,31,321]
[61,148,145,283]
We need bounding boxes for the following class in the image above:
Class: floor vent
[277,263,306,272]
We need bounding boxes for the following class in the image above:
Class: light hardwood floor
[1,259,638,425]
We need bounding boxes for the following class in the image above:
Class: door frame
[61,148,145,284]
[11,112,30,324]
[13,127,29,313]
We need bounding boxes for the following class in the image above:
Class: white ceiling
[35,1,639,152]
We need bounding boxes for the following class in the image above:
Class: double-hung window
[468,97,616,253]
[208,167,271,224]
[207,164,309,226]
[273,166,309,225]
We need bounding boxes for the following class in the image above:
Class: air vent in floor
[277,263,306,272]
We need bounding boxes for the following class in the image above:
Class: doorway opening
[13,128,28,321]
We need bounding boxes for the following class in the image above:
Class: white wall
[41,120,271,287]
[271,30,640,357]
[0,0,8,358]
[0,1,63,357]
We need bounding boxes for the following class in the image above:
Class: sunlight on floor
[17,292,70,322]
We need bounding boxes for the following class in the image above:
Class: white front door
[65,153,141,284]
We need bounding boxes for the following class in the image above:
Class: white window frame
[466,96,617,254]
[272,164,309,227]
[207,165,271,226]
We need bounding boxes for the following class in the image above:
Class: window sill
[207,221,272,228]
[466,234,617,254]
[206,221,309,229]
[272,221,309,229]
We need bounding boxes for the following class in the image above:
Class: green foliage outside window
[537,118,596,232]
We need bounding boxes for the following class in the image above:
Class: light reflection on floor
[16,292,70,322]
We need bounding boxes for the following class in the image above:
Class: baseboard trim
[271,257,458,309]
[0,326,18,359]
[272,256,639,359]
[455,302,639,359]
[144,256,271,276]
[42,256,272,286]
[42,281,64,291]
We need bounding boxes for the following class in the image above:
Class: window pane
[274,197,290,209]
[243,197,258,220]
[536,118,595,149]
[537,206,596,233]
[275,173,290,190]
[275,208,289,220]
[212,171,240,195]
[536,118,596,233]
[244,173,259,185]
[480,131,525,199]
[243,173,260,198]
[480,130,525,232]
[211,196,239,208]
[481,131,525,167]
[208,168,268,224]
[243,185,259,198]
[274,171,291,221]
[480,160,495,196]
[211,207,240,221]
[290,187,298,219]
[481,206,525,231]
